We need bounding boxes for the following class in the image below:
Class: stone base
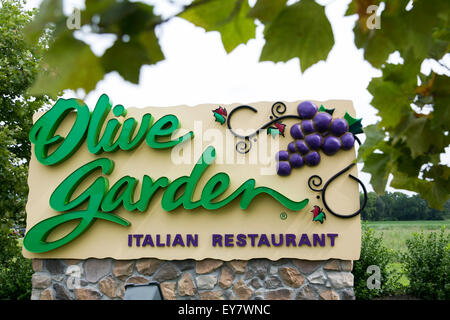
[30,258,355,300]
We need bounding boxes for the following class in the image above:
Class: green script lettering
[30,94,194,165]
[23,158,130,253]
[23,146,309,253]
[29,97,90,165]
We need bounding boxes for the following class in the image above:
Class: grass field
[366,219,450,252]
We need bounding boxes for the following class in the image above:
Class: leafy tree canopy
[360,191,450,221]
[0,0,51,230]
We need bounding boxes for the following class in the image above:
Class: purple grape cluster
[276,101,355,176]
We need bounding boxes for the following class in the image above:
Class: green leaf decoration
[343,112,360,127]
[213,112,226,125]
[313,212,326,224]
[267,127,281,138]
[179,0,256,53]
[259,0,334,72]
[349,121,363,135]
[344,112,363,135]
[318,105,335,115]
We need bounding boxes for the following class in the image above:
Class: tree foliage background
[0,0,48,300]
[25,0,449,211]
[0,0,51,231]
[360,191,450,221]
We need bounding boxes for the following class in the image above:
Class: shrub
[0,229,33,300]
[402,227,450,300]
[354,223,397,299]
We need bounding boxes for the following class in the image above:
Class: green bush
[354,223,398,299]
[0,230,33,300]
[402,227,450,300]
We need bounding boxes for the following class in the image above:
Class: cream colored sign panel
[23,97,362,260]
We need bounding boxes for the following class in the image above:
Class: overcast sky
[25,0,450,194]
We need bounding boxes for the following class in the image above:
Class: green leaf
[179,0,256,53]
[24,0,65,44]
[344,112,363,135]
[137,30,165,63]
[403,0,449,64]
[362,152,392,194]
[430,74,450,131]
[101,31,163,84]
[318,105,335,115]
[390,103,449,161]
[313,211,326,224]
[267,127,281,138]
[213,112,226,125]
[247,0,287,24]
[429,27,450,60]
[397,116,437,159]
[392,143,428,177]
[85,1,162,35]
[347,0,449,69]
[351,9,407,69]
[343,112,359,127]
[260,0,334,72]
[29,33,103,96]
[357,124,384,160]
[367,58,420,129]
[390,169,449,211]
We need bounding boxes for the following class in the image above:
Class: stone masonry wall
[31,258,355,300]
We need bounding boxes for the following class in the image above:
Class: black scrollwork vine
[226,102,302,154]
[226,101,361,154]
[308,163,368,219]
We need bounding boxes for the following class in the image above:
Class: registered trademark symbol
[280,212,287,220]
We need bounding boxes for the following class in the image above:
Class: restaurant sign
[23,94,365,260]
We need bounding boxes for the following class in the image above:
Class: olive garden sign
[23,94,365,260]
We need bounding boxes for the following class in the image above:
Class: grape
[301,120,315,134]
[289,154,304,168]
[277,161,292,176]
[295,140,310,155]
[290,123,304,139]
[322,136,341,155]
[276,150,289,161]
[275,104,359,176]
[305,133,322,150]
[341,132,355,150]
[288,142,296,153]
[330,118,349,136]
[297,101,318,119]
[305,151,320,166]
[313,112,332,132]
